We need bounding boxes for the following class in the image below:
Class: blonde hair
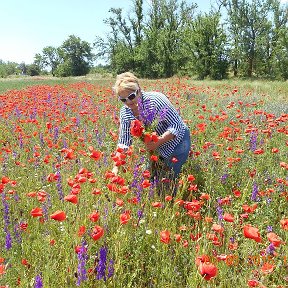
[113,72,140,96]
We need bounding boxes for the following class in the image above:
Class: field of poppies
[0,77,287,287]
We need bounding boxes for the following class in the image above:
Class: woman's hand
[145,140,160,152]
[112,166,119,175]
[145,131,175,152]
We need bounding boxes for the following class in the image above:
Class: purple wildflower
[5,231,12,250]
[62,138,68,148]
[251,182,258,201]
[96,246,108,281]
[56,170,64,201]
[266,243,275,255]
[15,106,21,118]
[216,199,223,222]
[107,259,114,278]
[19,134,23,149]
[76,117,80,127]
[130,159,146,202]
[41,202,49,222]
[266,226,273,232]
[138,95,157,127]
[220,173,229,184]
[53,126,59,143]
[13,223,22,244]
[266,197,272,204]
[39,133,45,147]
[249,131,257,152]
[77,241,88,286]
[2,193,10,226]
[34,274,43,288]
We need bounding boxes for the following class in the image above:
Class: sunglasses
[118,89,138,103]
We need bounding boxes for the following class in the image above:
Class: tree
[223,0,275,77]
[0,60,20,78]
[183,12,229,79]
[26,64,40,76]
[96,0,196,78]
[96,4,141,74]
[58,35,94,76]
[39,46,62,76]
[18,62,27,75]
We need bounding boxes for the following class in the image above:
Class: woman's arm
[145,130,175,152]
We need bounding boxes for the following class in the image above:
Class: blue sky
[1,0,287,64]
[0,0,215,64]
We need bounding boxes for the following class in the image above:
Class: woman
[112,72,191,195]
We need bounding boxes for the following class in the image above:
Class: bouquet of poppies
[130,119,159,144]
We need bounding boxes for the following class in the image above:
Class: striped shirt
[118,91,187,159]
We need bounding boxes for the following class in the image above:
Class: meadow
[0,76,287,288]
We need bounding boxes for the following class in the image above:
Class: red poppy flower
[174,234,182,242]
[0,264,5,276]
[267,232,282,247]
[165,195,173,201]
[243,224,262,243]
[89,149,102,161]
[144,133,152,143]
[280,218,288,230]
[187,174,195,182]
[150,154,158,162]
[142,170,151,178]
[198,262,218,280]
[171,157,178,163]
[261,262,274,274]
[89,211,100,222]
[242,203,257,213]
[151,132,158,142]
[184,200,201,211]
[160,230,171,244]
[30,207,43,217]
[64,194,78,204]
[78,226,86,237]
[142,179,151,188]
[223,213,234,222]
[50,210,66,221]
[120,212,131,224]
[247,279,261,287]
[233,189,241,197]
[20,222,28,231]
[152,202,162,208]
[130,119,144,137]
[211,223,224,233]
[115,198,124,206]
[1,176,10,184]
[90,225,104,241]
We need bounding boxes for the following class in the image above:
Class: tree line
[1,0,287,80]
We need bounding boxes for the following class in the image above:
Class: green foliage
[35,35,94,77]
[26,64,41,76]
[186,12,229,80]
[94,0,287,80]
[0,78,287,287]
[224,0,288,79]
[0,60,21,78]
[60,35,94,76]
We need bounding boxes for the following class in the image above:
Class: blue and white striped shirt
[118,91,187,159]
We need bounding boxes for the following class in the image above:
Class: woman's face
[118,87,140,109]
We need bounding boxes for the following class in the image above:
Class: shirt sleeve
[118,114,132,149]
[156,93,184,138]
[165,109,183,137]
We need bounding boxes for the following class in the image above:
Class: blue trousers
[162,127,191,179]
[151,127,191,196]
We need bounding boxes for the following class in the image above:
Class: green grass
[0,76,287,287]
